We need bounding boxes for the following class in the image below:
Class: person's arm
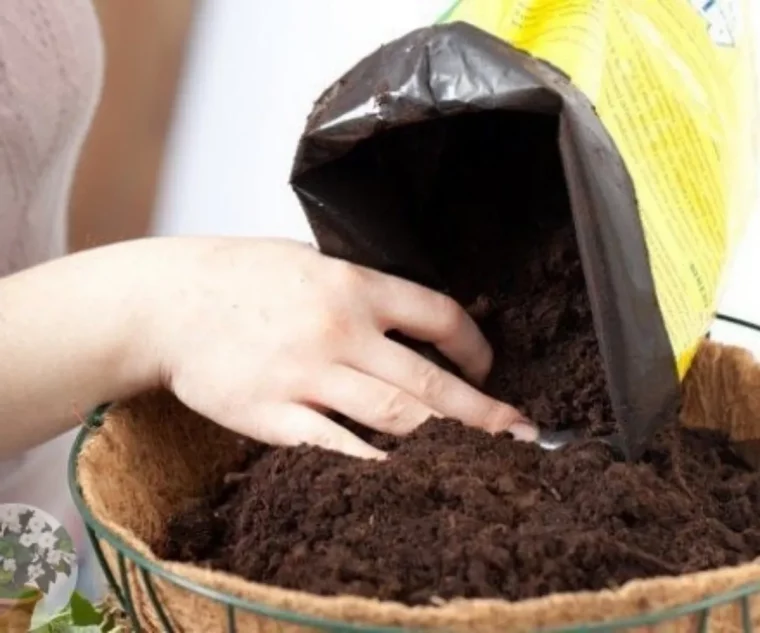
[0,236,536,460]
[0,240,158,456]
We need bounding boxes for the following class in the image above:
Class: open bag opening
[290,23,680,458]
[294,109,616,437]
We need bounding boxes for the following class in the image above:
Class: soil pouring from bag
[159,113,760,604]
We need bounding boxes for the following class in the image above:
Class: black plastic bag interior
[290,22,679,460]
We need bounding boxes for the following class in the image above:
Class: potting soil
[158,113,760,605]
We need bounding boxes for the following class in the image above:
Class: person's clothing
[0,0,105,598]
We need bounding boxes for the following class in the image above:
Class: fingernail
[362,447,388,461]
[510,417,539,443]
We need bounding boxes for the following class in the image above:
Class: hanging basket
[67,316,760,633]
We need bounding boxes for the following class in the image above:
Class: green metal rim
[68,413,760,632]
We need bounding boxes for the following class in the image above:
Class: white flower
[19,532,35,548]
[2,558,16,572]
[0,506,17,523]
[61,551,76,566]
[0,507,21,534]
[24,517,45,541]
[46,549,62,566]
[37,532,55,551]
[0,517,21,535]
[27,563,43,581]
[26,515,47,537]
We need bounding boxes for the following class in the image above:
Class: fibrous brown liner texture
[77,341,760,633]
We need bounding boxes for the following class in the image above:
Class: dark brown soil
[158,112,760,604]
[162,422,760,604]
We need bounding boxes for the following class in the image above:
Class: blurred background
[70,0,760,351]
[68,0,197,252]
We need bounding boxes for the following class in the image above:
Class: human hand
[146,237,537,458]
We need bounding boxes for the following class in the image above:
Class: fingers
[360,268,492,385]
[305,365,441,436]
[233,402,386,460]
[358,337,538,441]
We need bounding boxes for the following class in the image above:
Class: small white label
[0,503,79,629]
[690,0,739,47]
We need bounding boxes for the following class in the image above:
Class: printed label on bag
[444,0,758,378]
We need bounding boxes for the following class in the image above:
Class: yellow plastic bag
[442,0,759,379]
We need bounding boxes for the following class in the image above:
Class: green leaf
[57,560,72,575]
[0,584,40,600]
[57,536,75,554]
[0,584,23,599]
[69,591,103,626]
[2,532,21,548]
[15,545,33,565]
[30,607,72,632]
[27,592,126,633]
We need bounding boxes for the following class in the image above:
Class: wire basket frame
[68,314,760,633]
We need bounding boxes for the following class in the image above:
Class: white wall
[153,0,451,242]
[154,0,760,354]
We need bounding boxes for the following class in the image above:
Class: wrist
[116,236,227,395]
[0,238,171,454]
[57,238,172,409]
[100,238,175,399]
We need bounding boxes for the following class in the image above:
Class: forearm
[0,240,161,457]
